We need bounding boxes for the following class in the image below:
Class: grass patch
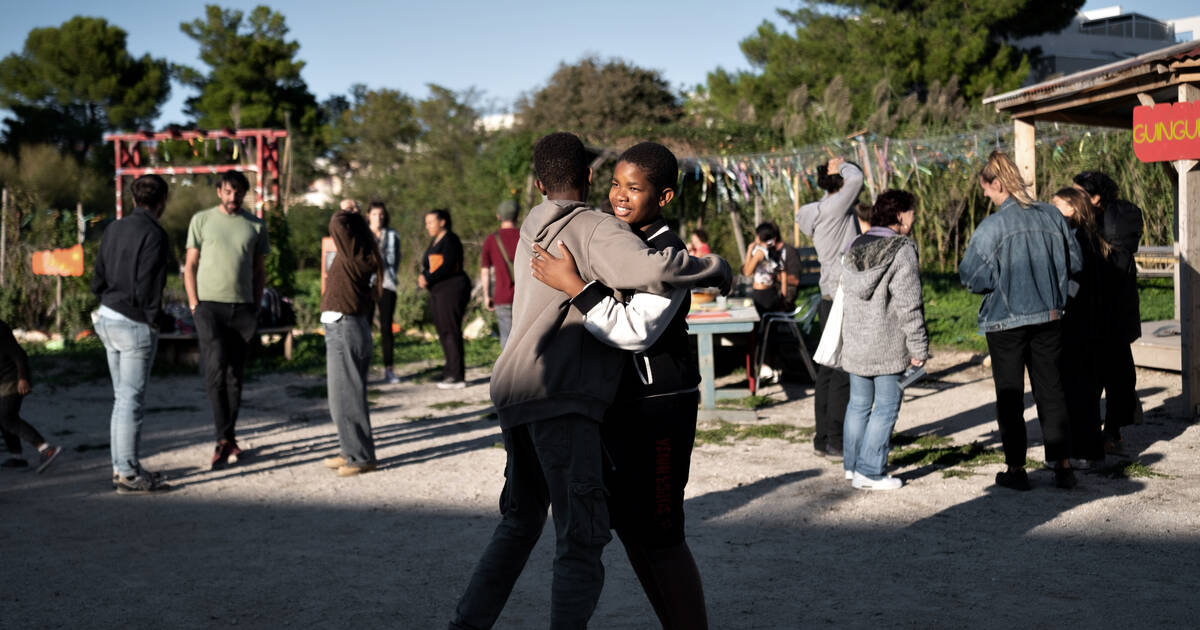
[694,420,812,445]
[1138,277,1174,322]
[367,388,382,405]
[289,384,327,399]
[715,394,776,410]
[921,273,985,352]
[404,415,433,422]
[889,432,1040,477]
[26,337,110,383]
[1099,459,1168,479]
[429,400,483,411]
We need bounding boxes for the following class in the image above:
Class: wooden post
[76,201,84,244]
[753,191,762,227]
[1013,118,1037,199]
[1177,82,1200,418]
[792,173,801,246]
[729,206,747,266]
[55,276,63,332]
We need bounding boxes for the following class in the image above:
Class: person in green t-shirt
[183,171,270,469]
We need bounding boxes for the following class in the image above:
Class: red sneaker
[211,441,232,469]
[227,441,243,464]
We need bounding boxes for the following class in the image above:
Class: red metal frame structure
[103,128,288,218]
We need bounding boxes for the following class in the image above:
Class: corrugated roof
[984,39,1200,110]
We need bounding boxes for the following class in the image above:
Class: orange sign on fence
[32,244,85,277]
[1132,101,1200,163]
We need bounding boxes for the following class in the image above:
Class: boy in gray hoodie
[449,133,730,630]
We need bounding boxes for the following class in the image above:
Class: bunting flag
[669,123,1101,212]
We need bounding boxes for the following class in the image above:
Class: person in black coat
[418,208,471,389]
[1073,172,1142,452]
[1052,188,1108,466]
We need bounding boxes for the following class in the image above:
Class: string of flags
[672,123,1108,211]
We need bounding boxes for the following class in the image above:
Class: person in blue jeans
[838,190,929,490]
[91,174,173,493]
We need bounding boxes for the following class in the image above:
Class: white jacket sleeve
[579,286,688,352]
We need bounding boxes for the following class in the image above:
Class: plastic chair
[755,293,821,383]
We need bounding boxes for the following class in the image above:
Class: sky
[0,0,1197,127]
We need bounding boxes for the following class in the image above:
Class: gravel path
[2,350,1196,628]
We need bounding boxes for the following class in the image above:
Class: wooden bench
[1135,245,1175,278]
[157,326,295,366]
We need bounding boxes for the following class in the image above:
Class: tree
[515,56,682,144]
[326,85,420,173]
[0,16,170,156]
[704,0,1082,136]
[176,5,318,133]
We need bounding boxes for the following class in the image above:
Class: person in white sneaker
[836,190,930,491]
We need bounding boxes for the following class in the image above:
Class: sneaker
[384,369,401,385]
[116,472,171,494]
[436,379,466,390]
[844,470,854,481]
[211,441,232,469]
[336,461,377,477]
[823,443,843,458]
[995,468,1031,491]
[813,441,828,458]
[113,468,164,488]
[1054,466,1078,490]
[226,442,244,464]
[851,471,902,490]
[36,445,62,474]
[1,457,28,469]
[323,455,347,469]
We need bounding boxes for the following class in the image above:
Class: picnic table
[686,305,760,410]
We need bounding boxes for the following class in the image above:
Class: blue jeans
[843,373,902,478]
[324,315,375,464]
[495,304,513,349]
[94,316,158,477]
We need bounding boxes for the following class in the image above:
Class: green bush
[264,207,297,296]
[286,204,334,270]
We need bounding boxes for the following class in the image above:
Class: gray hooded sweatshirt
[839,234,929,376]
[490,199,732,429]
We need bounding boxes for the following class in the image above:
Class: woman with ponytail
[959,151,1082,491]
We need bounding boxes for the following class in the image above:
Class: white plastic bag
[812,285,844,368]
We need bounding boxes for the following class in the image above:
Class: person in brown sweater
[320,200,384,476]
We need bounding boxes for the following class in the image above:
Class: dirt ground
[3,348,1198,629]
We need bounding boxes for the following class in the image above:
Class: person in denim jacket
[959,151,1081,491]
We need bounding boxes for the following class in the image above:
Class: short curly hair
[616,142,678,194]
[533,132,590,194]
[871,189,916,228]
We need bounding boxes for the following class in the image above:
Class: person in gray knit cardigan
[839,190,929,490]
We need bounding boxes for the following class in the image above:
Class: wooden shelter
[983,39,1200,418]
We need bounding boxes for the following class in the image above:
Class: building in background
[1016,5,1197,83]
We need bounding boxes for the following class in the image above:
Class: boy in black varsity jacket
[449,133,730,630]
